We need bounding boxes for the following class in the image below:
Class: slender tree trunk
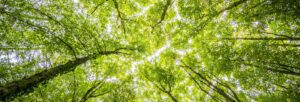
[165,91,178,102]
[274,63,300,70]
[266,68,300,76]
[152,0,171,28]
[268,44,300,47]
[185,71,221,102]
[222,37,300,41]
[184,66,237,102]
[243,62,300,76]
[0,50,122,101]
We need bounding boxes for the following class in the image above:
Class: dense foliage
[0,0,300,101]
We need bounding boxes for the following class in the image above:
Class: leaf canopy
[0,0,300,101]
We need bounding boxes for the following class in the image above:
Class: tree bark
[0,50,123,101]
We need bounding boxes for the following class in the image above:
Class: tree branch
[112,0,127,35]
[90,0,108,15]
[152,0,172,29]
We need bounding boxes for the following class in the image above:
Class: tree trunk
[184,66,238,102]
[266,68,300,76]
[222,37,300,41]
[185,71,221,102]
[165,91,178,102]
[268,44,300,47]
[0,50,122,101]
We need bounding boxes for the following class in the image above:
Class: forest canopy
[0,0,300,101]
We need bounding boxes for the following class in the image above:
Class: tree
[1,0,300,101]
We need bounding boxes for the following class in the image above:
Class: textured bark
[0,57,90,101]
[0,50,123,101]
